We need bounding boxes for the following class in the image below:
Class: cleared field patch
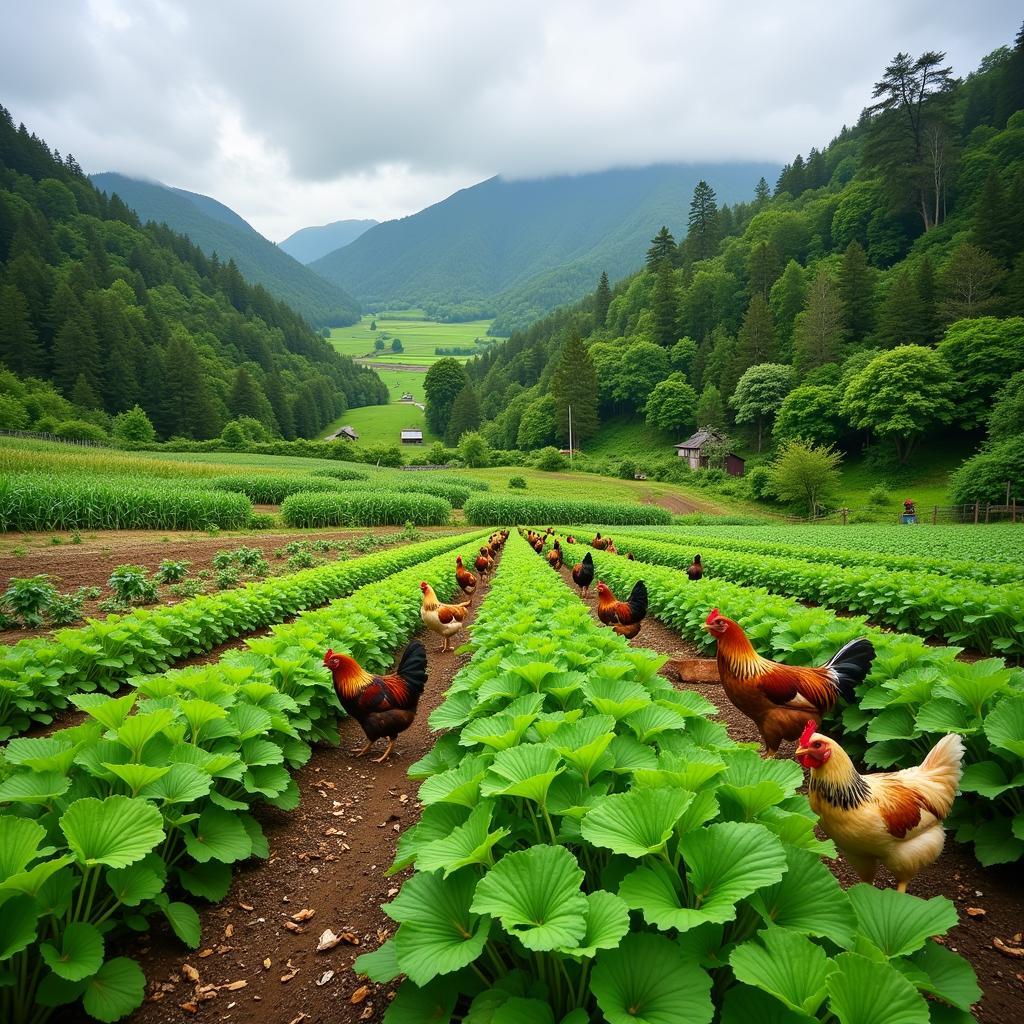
[328,314,496,366]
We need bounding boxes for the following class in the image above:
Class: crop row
[210,472,475,508]
[0,473,253,531]
[463,493,672,526]
[642,522,1024,575]
[603,530,1024,656]
[580,540,1024,867]
[0,537,484,1024]
[619,524,1024,586]
[0,531,487,738]
[280,490,452,527]
[357,530,978,1024]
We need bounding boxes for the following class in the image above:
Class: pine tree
[734,294,776,374]
[645,227,677,268]
[162,329,221,438]
[974,167,1014,264]
[793,269,845,375]
[695,384,725,430]
[838,241,875,341]
[769,260,807,361]
[747,240,782,301]
[70,372,100,410]
[445,382,482,446]
[265,373,295,439]
[593,271,611,328]
[686,180,719,262]
[102,334,140,412]
[754,177,771,205]
[0,284,44,376]
[551,328,598,447]
[879,269,928,347]
[650,260,679,346]
[228,366,263,420]
[51,313,102,396]
[914,256,941,344]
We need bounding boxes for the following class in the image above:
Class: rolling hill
[90,172,361,326]
[278,218,378,263]
[309,163,779,333]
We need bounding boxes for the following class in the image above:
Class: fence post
[974,501,979,525]
[841,507,848,526]
[932,506,937,525]
[1014,498,1017,525]
[985,503,990,524]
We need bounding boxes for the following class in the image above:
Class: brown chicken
[419,581,470,652]
[592,533,612,551]
[323,642,428,762]
[686,554,703,580]
[596,580,648,639]
[547,540,563,570]
[704,609,874,757]
[796,721,964,891]
[474,547,493,576]
[455,556,477,602]
[571,552,594,598]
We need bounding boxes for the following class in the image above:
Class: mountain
[279,218,378,263]
[309,163,779,333]
[90,172,360,327]
[0,106,386,441]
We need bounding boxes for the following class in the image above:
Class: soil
[0,527,461,646]
[554,561,1024,1023]
[97,555,500,1024]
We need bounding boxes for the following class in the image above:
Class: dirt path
[109,559,499,1024]
[552,556,1024,1024]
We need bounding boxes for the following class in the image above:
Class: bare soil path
[552,555,1024,1024]
[99,558,499,1024]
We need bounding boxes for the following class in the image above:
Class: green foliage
[695,384,725,430]
[154,560,190,584]
[445,382,482,446]
[280,490,451,527]
[463,494,670,525]
[458,431,491,468]
[533,446,566,472]
[949,436,1024,505]
[2,575,58,627]
[516,394,557,450]
[54,420,108,443]
[508,476,527,489]
[767,439,844,514]
[106,566,158,607]
[988,370,1024,441]
[551,329,598,446]
[424,358,468,438]
[773,384,844,445]
[111,406,156,444]
[730,363,794,451]
[645,377,698,436]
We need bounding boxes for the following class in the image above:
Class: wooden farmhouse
[674,429,745,476]
[400,428,424,444]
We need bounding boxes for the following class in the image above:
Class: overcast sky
[1,1,1019,241]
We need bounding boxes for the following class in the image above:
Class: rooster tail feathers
[920,733,965,778]
[583,552,593,566]
[627,580,649,621]
[826,637,875,701]
[397,641,428,696]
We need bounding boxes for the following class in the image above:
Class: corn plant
[463,494,672,526]
[280,490,451,527]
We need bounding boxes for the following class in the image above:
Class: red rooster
[704,609,874,757]
[323,643,428,763]
[455,556,477,603]
[596,580,648,639]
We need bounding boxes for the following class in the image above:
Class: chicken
[704,608,874,757]
[625,552,635,561]
[455,556,477,602]
[686,554,703,580]
[566,535,576,545]
[571,551,594,598]
[474,547,493,576]
[796,721,964,892]
[323,642,428,762]
[547,540,563,571]
[419,581,470,652]
[592,533,612,551]
[596,579,648,639]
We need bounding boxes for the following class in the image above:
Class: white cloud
[1,0,1018,239]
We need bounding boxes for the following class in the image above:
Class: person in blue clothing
[902,498,917,524]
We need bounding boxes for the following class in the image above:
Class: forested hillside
[457,31,1024,504]
[310,163,779,333]
[278,218,378,264]
[0,106,386,442]
[90,173,361,327]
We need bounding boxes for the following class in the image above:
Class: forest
[450,30,1024,506]
[0,105,387,443]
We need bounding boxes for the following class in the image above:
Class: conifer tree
[162,329,221,439]
[793,269,845,375]
[914,256,941,344]
[686,180,720,262]
[265,373,295,439]
[747,240,782,301]
[974,167,1014,263]
[445,382,482,446]
[0,284,44,376]
[51,313,101,396]
[645,227,677,268]
[593,271,611,328]
[879,269,928,347]
[734,294,776,374]
[769,260,807,360]
[754,177,771,204]
[228,366,263,420]
[70,372,100,410]
[695,383,725,430]
[650,260,679,346]
[838,241,875,340]
[551,328,598,446]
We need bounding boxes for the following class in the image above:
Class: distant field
[328,314,496,366]
[324,403,441,448]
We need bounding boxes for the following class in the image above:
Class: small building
[325,425,359,442]
[400,392,414,402]
[674,429,745,477]
[400,428,424,444]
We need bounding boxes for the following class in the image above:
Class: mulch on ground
[95,558,499,1024]
[554,556,1024,1024]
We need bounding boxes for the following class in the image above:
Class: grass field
[329,314,496,366]
[323,403,441,448]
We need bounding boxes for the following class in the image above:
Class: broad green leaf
[608,734,659,773]
[730,928,834,1015]
[163,901,201,948]
[183,806,253,864]
[548,714,616,780]
[591,931,714,1024]
[415,801,510,876]
[904,941,980,1011]
[178,699,229,742]
[559,890,630,958]
[958,760,1024,798]
[583,677,651,720]
[177,860,233,902]
[391,804,471,874]
[984,695,1024,757]
[70,693,137,731]
[750,847,856,946]
[848,885,958,959]
[968,815,1024,865]
[624,704,688,743]
[720,984,817,1024]
[228,703,273,740]
[40,922,105,982]
[418,755,489,808]
[470,845,587,951]
[102,762,171,795]
[0,854,75,897]
[0,816,45,882]
[0,769,71,804]
[387,870,490,985]
[242,763,291,798]
[480,745,564,804]
[106,855,166,907]
[3,735,80,773]
[581,787,693,858]
[82,957,147,1023]
[0,894,39,958]
[826,952,929,1024]
[61,796,165,869]
[381,975,460,1023]
[355,937,401,983]
[115,709,176,755]
[138,763,212,804]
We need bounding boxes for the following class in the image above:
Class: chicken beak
[794,746,811,757]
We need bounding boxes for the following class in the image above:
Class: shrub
[155,559,190,583]
[53,419,108,442]
[107,565,158,606]
[280,491,452,527]
[745,464,774,500]
[618,459,637,480]
[534,446,566,471]
[867,484,891,507]
[508,476,527,489]
[2,575,58,627]
[46,588,90,626]
[112,405,157,443]
[463,494,672,526]
[949,436,1024,505]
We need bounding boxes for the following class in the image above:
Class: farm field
[321,401,441,448]
[2,434,1022,1023]
[328,313,496,366]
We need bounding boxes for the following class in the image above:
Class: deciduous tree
[424,357,468,436]
[730,362,794,451]
[645,376,698,436]
[768,439,843,514]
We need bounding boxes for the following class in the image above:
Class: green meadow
[328,314,497,366]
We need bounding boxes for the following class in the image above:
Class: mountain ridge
[278,218,378,263]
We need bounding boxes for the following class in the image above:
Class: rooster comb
[800,720,819,746]
[705,608,721,625]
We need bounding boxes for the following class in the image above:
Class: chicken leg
[371,738,395,763]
